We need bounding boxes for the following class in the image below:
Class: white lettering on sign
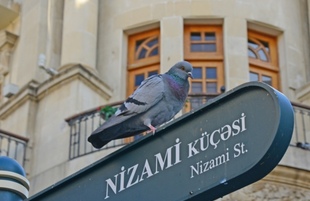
[188,113,246,158]
[190,148,230,178]
[104,138,182,199]
[233,142,248,158]
[188,113,248,178]
[104,113,249,199]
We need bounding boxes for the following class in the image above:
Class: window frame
[128,29,160,69]
[249,65,279,89]
[127,28,160,96]
[184,24,225,112]
[184,25,225,95]
[248,31,278,71]
[248,30,280,90]
[184,25,223,61]
[127,64,159,96]
[190,61,224,94]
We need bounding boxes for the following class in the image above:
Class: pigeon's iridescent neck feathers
[164,73,189,101]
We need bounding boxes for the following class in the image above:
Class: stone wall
[219,166,310,201]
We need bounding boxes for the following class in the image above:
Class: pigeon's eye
[181,66,185,71]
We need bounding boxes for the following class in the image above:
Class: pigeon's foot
[147,124,156,135]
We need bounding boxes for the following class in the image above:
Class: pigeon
[88,61,193,149]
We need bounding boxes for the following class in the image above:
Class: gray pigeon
[88,61,193,149]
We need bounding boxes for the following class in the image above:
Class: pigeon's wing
[115,74,165,116]
[88,74,165,149]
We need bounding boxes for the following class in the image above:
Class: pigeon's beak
[188,72,193,79]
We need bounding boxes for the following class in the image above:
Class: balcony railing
[65,101,124,160]
[0,129,28,166]
[291,102,310,150]
[65,94,310,160]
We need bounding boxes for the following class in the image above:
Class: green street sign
[28,82,294,201]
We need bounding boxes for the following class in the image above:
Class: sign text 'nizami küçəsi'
[104,113,247,199]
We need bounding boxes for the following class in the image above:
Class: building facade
[0,0,310,199]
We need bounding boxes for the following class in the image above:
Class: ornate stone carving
[218,179,310,201]
[0,30,18,76]
[0,30,17,48]
[0,49,10,75]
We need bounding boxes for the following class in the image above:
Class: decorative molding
[37,64,112,100]
[247,20,283,36]
[295,82,310,102]
[0,64,113,119]
[221,165,310,200]
[0,30,18,75]
[264,165,310,190]
[0,30,18,49]
[0,3,19,29]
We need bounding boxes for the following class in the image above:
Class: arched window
[127,29,160,96]
[248,31,279,89]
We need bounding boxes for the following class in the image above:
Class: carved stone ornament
[0,30,18,48]
[0,49,10,75]
[0,30,18,75]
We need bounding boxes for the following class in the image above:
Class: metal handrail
[66,94,310,160]
[65,94,218,160]
[291,102,310,150]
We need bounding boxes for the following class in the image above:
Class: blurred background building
[0,0,310,199]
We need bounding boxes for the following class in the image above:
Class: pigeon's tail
[87,134,110,149]
[87,121,123,149]
[88,129,147,149]
[87,126,148,149]
[87,115,149,149]
[88,115,130,149]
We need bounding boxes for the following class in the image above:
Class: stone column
[224,17,249,90]
[160,16,184,72]
[60,0,98,71]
